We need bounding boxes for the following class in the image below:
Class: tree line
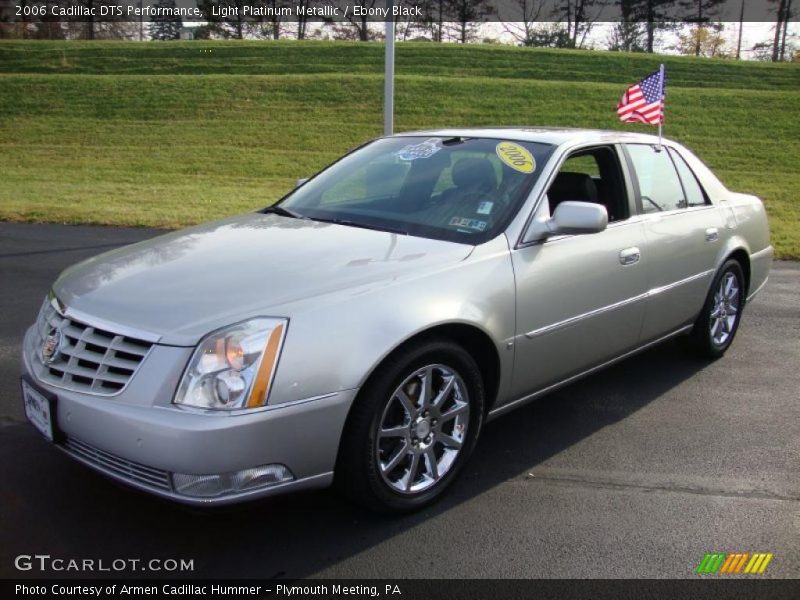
[1,0,796,62]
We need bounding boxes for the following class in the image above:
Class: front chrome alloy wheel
[710,272,740,346]
[376,364,470,494]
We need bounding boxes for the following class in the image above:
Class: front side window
[547,146,629,223]
[278,137,555,244]
[626,144,686,214]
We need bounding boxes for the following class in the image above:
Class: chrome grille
[63,437,172,491]
[31,299,152,395]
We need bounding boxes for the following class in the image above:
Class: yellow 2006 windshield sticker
[496,142,535,174]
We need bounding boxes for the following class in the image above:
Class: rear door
[623,144,725,342]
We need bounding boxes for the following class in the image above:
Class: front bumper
[21,326,355,505]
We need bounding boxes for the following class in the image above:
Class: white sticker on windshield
[450,217,487,231]
[395,138,443,161]
[477,201,494,215]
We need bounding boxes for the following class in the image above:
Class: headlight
[174,318,287,411]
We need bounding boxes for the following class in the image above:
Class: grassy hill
[1,40,798,257]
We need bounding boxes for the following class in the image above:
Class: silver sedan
[20,128,772,512]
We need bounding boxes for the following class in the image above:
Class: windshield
[275,136,555,244]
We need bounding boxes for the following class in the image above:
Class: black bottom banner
[4,579,800,600]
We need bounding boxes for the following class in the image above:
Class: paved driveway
[0,222,797,579]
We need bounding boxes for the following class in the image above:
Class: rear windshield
[277,136,555,244]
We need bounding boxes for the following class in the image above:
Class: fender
[267,235,516,406]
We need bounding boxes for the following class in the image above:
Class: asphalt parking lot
[0,222,798,580]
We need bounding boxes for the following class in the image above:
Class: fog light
[172,464,294,498]
[172,473,225,498]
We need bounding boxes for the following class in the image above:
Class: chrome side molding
[524,270,714,339]
[490,325,694,420]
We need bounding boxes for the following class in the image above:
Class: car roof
[394,126,666,147]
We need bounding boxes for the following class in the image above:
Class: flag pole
[658,63,665,150]
[383,1,395,136]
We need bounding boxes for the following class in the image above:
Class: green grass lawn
[1,40,798,258]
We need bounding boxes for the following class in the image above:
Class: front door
[509,145,649,400]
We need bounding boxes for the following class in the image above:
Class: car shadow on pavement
[1,338,711,579]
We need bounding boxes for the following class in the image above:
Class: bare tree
[735,0,744,58]
[327,0,378,41]
[390,0,434,41]
[250,0,289,39]
[297,0,311,39]
[1,0,66,39]
[427,0,447,42]
[770,0,789,61]
[399,0,494,43]
[500,0,545,46]
[55,0,134,40]
[552,0,604,48]
[778,0,793,61]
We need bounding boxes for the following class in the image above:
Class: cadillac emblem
[41,327,63,365]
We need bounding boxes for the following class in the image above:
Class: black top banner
[0,0,796,24]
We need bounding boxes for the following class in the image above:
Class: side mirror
[295,177,309,188]
[524,201,608,243]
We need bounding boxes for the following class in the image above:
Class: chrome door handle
[705,227,719,242]
[619,247,640,265]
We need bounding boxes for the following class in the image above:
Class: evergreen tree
[197,0,245,39]
[612,0,680,54]
[151,0,182,41]
[607,21,647,52]
[444,0,496,44]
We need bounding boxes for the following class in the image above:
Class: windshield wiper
[309,217,408,236]
[263,205,306,219]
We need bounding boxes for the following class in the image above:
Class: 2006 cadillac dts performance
[21,128,772,512]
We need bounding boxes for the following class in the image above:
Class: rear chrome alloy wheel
[710,272,740,346]
[376,364,470,495]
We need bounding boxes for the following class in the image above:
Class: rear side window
[668,148,708,207]
[626,144,686,213]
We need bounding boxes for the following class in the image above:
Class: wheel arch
[357,322,503,416]
[725,247,751,299]
[713,233,752,301]
[420,323,502,414]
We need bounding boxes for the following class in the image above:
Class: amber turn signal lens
[247,322,285,408]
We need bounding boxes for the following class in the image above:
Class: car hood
[53,213,473,346]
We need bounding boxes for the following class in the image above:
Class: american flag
[617,67,665,125]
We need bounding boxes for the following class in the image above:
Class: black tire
[335,338,485,514]
[685,259,746,359]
